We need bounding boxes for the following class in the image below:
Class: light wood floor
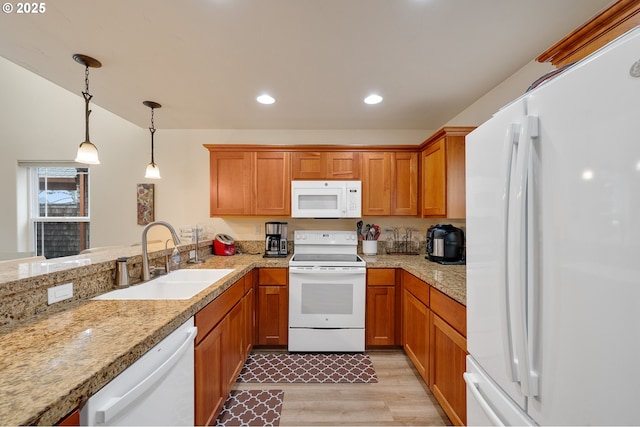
[232,349,452,426]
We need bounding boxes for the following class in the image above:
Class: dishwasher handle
[95,326,198,424]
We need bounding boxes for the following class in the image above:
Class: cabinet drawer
[258,268,288,285]
[195,278,244,344]
[430,287,466,337]
[403,271,429,306]
[367,268,395,286]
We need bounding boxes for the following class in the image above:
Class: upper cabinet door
[420,127,473,219]
[291,152,325,180]
[291,151,360,180]
[362,151,419,217]
[210,151,252,216]
[253,152,291,216]
[421,140,447,217]
[326,152,360,179]
[362,152,391,216]
[391,152,418,216]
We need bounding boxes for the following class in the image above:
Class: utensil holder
[362,240,378,256]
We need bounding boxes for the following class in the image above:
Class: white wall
[0,56,147,252]
[445,60,555,126]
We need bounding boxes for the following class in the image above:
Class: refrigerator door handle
[525,115,541,396]
[508,115,540,398]
[501,122,521,383]
[464,372,506,426]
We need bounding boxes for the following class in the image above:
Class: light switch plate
[47,282,73,305]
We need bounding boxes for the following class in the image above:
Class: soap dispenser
[170,247,180,270]
[114,257,130,288]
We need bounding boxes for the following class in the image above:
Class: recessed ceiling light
[364,94,383,105]
[257,94,275,105]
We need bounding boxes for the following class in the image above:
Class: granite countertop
[363,254,466,305]
[0,253,464,426]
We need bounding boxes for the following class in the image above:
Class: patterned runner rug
[215,389,284,426]
[237,352,378,383]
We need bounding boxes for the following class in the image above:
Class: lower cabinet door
[403,289,430,383]
[429,312,467,426]
[194,319,224,426]
[223,301,245,395]
[243,287,255,358]
[366,285,396,346]
[257,285,288,345]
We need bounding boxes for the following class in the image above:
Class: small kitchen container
[362,240,378,256]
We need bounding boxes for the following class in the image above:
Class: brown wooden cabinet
[362,152,419,216]
[429,287,467,426]
[253,152,291,216]
[256,268,288,346]
[402,271,430,383]
[209,151,252,216]
[537,0,640,67]
[362,152,391,215]
[366,269,399,346]
[400,270,468,425]
[291,151,360,180]
[194,274,253,425]
[243,270,255,358]
[391,152,419,215]
[195,313,225,426]
[56,409,79,426]
[208,150,290,216]
[420,127,474,219]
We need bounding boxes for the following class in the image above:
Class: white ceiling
[0,0,611,130]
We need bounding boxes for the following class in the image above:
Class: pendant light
[143,101,162,179]
[73,54,102,164]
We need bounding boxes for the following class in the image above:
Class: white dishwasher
[81,317,197,426]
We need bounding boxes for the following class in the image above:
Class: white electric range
[288,230,366,352]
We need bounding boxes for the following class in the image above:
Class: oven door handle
[289,267,366,275]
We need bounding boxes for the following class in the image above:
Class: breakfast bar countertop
[0,253,465,426]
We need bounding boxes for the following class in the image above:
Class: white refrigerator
[465,26,640,425]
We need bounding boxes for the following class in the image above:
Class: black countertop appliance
[426,224,465,264]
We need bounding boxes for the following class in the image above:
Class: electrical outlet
[189,250,195,259]
[47,282,73,305]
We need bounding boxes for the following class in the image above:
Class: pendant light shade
[72,54,102,165]
[76,141,100,164]
[143,101,162,179]
[145,162,161,179]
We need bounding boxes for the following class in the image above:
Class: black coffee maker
[426,224,465,264]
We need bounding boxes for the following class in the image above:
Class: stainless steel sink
[93,268,235,300]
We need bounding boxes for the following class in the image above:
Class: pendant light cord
[82,65,92,142]
[149,107,156,164]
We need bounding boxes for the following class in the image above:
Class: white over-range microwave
[291,180,362,218]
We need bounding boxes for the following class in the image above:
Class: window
[27,165,90,258]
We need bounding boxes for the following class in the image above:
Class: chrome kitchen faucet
[140,221,181,281]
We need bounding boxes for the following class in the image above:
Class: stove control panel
[294,230,357,245]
